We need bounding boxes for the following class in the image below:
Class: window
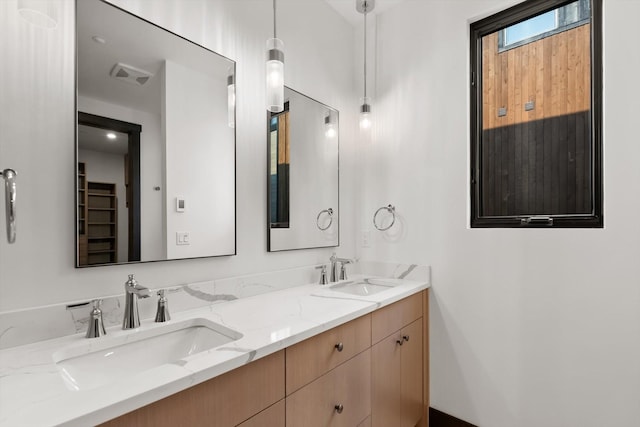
[470,0,602,228]
[498,0,591,51]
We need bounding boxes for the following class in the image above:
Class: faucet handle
[339,263,349,281]
[316,265,329,285]
[86,299,106,338]
[155,289,170,322]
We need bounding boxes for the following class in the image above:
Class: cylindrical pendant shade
[359,97,372,130]
[266,38,285,113]
[325,113,337,139]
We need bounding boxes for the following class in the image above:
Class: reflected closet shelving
[78,162,118,266]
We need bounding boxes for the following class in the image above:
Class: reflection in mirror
[267,87,339,252]
[76,0,236,266]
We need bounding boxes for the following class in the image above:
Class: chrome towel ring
[316,208,334,231]
[373,204,395,231]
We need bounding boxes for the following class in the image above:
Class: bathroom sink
[330,278,398,296]
[53,318,242,391]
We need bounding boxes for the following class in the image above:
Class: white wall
[163,59,235,258]
[0,0,357,311]
[78,149,129,262]
[358,1,640,426]
[78,95,164,261]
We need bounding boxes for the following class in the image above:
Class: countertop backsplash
[0,260,429,350]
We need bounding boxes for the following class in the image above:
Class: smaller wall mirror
[267,87,339,252]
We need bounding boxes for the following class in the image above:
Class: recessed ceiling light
[106,133,117,140]
[92,36,106,44]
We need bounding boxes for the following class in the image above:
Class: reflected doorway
[77,112,141,265]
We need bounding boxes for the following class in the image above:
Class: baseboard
[429,407,478,427]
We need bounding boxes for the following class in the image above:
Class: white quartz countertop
[0,276,429,426]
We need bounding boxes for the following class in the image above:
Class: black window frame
[470,0,603,228]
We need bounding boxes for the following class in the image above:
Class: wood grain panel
[372,292,422,344]
[286,314,371,394]
[482,24,590,129]
[100,351,285,427]
[286,349,371,427]
[481,112,591,216]
[371,332,402,427]
[237,400,285,427]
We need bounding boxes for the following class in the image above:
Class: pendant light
[325,112,337,139]
[357,0,374,130]
[266,0,284,113]
[227,66,235,128]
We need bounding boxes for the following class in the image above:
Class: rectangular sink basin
[330,278,399,296]
[53,318,242,391]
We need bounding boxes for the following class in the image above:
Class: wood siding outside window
[480,23,591,216]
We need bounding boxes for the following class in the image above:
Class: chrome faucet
[329,253,353,282]
[123,274,150,329]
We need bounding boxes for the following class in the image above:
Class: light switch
[176,232,190,245]
[362,230,371,248]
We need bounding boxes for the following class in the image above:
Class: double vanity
[2,0,429,425]
[0,267,430,426]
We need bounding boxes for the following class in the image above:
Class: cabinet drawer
[286,349,371,427]
[237,400,284,427]
[286,314,371,394]
[371,291,422,344]
[100,350,284,427]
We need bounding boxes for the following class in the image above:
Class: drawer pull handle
[335,342,344,352]
[334,404,344,414]
[396,339,403,346]
[403,335,410,342]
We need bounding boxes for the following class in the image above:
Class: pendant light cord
[363,4,367,98]
[273,0,277,39]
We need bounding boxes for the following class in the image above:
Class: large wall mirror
[267,87,339,252]
[76,0,236,267]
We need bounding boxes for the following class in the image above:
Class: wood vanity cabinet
[99,290,429,427]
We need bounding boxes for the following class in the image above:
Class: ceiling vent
[110,63,153,86]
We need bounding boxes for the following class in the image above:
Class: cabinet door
[401,319,423,427]
[371,332,402,427]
